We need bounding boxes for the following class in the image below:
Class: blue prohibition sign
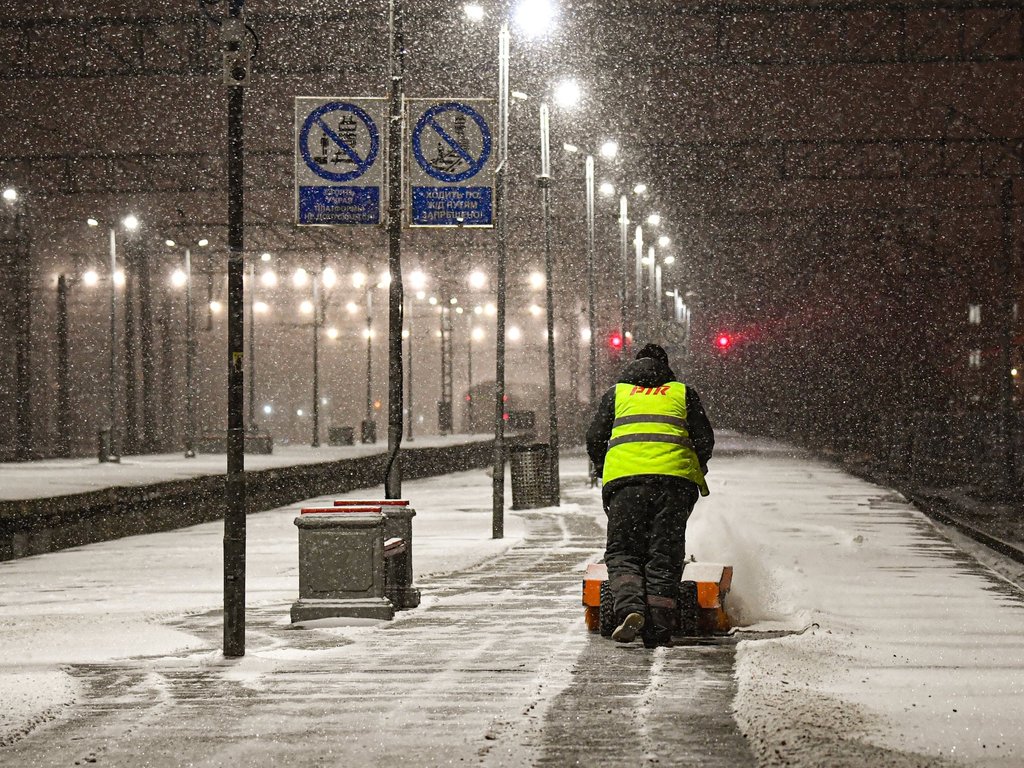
[299,102,380,183]
[412,102,492,183]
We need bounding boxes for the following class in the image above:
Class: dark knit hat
[635,343,669,367]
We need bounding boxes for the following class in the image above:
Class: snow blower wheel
[599,580,616,637]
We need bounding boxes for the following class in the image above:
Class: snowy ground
[692,436,1024,767]
[0,466,526,748]
[2,436,1024,766]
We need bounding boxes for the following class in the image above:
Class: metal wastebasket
[509,442,553,509]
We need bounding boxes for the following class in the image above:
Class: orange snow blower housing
[582,561,733,637]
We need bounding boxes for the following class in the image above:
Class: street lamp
[467,325,485,432]
[513,0,557,37]
[537,100,560,505]
[465,0,558,534]
[599,140,619,160]
[87,213,140,462]
[166,237,204,457]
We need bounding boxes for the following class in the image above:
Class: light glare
[82,270,99,287]
[552,79,581,109]
[170,269,187,288]
[463,3,484,21]
[599,182,615,196]
[599,140,619,159]
[514,0,556,37]
[409,269,427,290]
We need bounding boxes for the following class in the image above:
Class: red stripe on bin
[301,506,382,515]
[334,499,409,506]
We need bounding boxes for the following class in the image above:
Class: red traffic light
[715,333,732,350]
[609,332,623,350]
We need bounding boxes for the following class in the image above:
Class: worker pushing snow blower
[585,343,716,649]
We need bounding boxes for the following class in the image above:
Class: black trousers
[604,481,699,622]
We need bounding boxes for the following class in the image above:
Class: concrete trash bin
[334,499,420,610]
[328,426,355,446]
[291,509,395,623]
[509,442,553,509]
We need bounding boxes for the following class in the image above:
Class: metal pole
[467,329,474,432]
[406,296,414,441]
[56,274,71,457]
[1000,177,1017,497]
[439,301,449,435]
[539,102,560,504]
[223,0,247,658]
[618,195,628,348]
[247,259,257,432]
[11,202,31,460]
[647,244,656,337]
[585,155,596,403]
[385,0,405,498]
[184,247,196,458]
[492,22,510,538]
[634,224,643,343]
[312,272,321,448]
[365,285,374,433]
[108,227,120,460]
[654,262,662,337]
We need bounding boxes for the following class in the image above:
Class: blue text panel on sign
[411,186,493,226]
[299,186,381,226]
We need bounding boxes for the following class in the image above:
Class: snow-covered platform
[0,434,495,560]
[1,437,1022,766]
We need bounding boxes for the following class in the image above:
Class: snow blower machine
[582,561,734,639]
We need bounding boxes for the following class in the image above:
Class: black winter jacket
[586,358,715,501]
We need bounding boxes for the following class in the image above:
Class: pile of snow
[698,448,1024,766]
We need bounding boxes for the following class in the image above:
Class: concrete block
[291,511,394,623]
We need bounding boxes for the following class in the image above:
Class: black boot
[642,606,676,649]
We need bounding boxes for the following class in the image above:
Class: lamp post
[247,258,259,434]
[364,275,375,443]
[634,224,644,343]
[538,101,560,505]
[404,271,427,442]
[619,194,629,349]
[493,20,511,537]
[168,238,202,458]
[88,214,138,461]
[465,0,558,533]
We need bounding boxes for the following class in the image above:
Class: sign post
[295,97,386,226]
[408,99,496,228]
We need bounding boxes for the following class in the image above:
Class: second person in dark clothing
[586,343,715,648]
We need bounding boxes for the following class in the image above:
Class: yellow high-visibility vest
[602,381,709,496]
